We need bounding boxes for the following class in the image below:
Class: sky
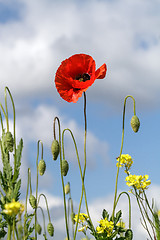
[0,0,160,239]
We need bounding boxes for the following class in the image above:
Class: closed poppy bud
[61,160,69,176]
[4,131,14,152]
[64,182,70,194]
[38,159,46,176]
[36,223,42,235]
[130,115,140,133]
[47,222,54,237]
[29,195,37,209]
[125,229,133,240]
[51,140,60,160]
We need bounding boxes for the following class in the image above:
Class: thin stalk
[24,168,31,239]
[37,206,47,236]
[38,193,51,222]
[112,95,136,220]
[35,140,43,240]
[5,87,17,179]
[115,191,131,228]
[54,117,70,240]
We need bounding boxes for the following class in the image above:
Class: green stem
[35,140,43,240]
[115,191,131,228]
[7,223,12,240]
[112,95,136,220]
[37,206,47,236]
[54,117,70,240]
[5,87,17,171]
[38,193,51,222]
[24,168,31,239]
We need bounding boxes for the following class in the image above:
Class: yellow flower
[116,154,133,171]
[158,210,160,217]
[125,174,151,190]
[117,221,125,228]
[74,213,89,223]
[74,213,89,232]
[3,199,24,216]
[96,218,114,236]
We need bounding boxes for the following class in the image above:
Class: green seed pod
[51,140,60,160]
[47,222,54,237]
[36,223,42,235]
[130,115,140,133]
[4,131,14,152]
[64,182,70,194]
[29,195,37,209]
[38,159,46,176]
[61,160,69,176]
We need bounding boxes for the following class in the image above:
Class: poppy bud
[125,229,133,240]
[38,159,46,176]
[29,195,37,209]
[64,182,70,194]
[51,140,60,160]
[130,115,140,133]
[4,131,14,152]
[61,160,69,176]
[47,222,54,237]
[36,223,42,235]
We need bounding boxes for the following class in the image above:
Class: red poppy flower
[55,54,107,103]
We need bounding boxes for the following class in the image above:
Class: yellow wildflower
[3,199,24,217]
[74,213,89,232]
[116,154,133,171]
[96,218,114,236]
[117,221,125,228]
[125,174,151,190]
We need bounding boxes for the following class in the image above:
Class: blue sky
[0,0,160,239]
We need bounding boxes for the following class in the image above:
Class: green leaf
[102,209,109,220]
[115,210,122,224]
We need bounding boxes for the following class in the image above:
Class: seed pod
[51,140,60,160]
[64,182,70,194]
[38,159,46,176]
[4,131,14,152]
[36,223,42,235]
[29,195,37,209]
[47,222,54,237]
[130,115,140,133]
[61,160,69,176]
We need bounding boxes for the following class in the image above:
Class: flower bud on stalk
[29,195,37,209]
[47,222,54,237]
[130,115,140,133]
[4,131,14,152]
[36,223,42,235]
[64,182,70,194]
[38,159,46,176]
[61,160,69,176]
[51,140,60,160]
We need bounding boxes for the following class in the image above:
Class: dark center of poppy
[75,73,90,82]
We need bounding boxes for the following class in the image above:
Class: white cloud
[0,0,160,108]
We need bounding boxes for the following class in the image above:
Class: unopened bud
[64,183,70,194]
[51,140,60,160]
[38,159,46,176]
[71,212,75,224]
[29,195,37,209]
[4,131,14,152]
[36,223,42,235]
[47,222,54,237]
[125,229,133,240]
[61,160,69,176]
[130,115,140,133]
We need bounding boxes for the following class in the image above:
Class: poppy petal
[95,63,107,79]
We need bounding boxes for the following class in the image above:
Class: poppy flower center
[75,73,90,82]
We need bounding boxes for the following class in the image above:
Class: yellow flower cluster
[116,154,133,171]
[74,213,89,232]
[117,221,125,229]
[3,199,24,217]
[125,174,151,190]
[96,218,114,236]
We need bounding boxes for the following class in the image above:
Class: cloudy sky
[0,0,160,239]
